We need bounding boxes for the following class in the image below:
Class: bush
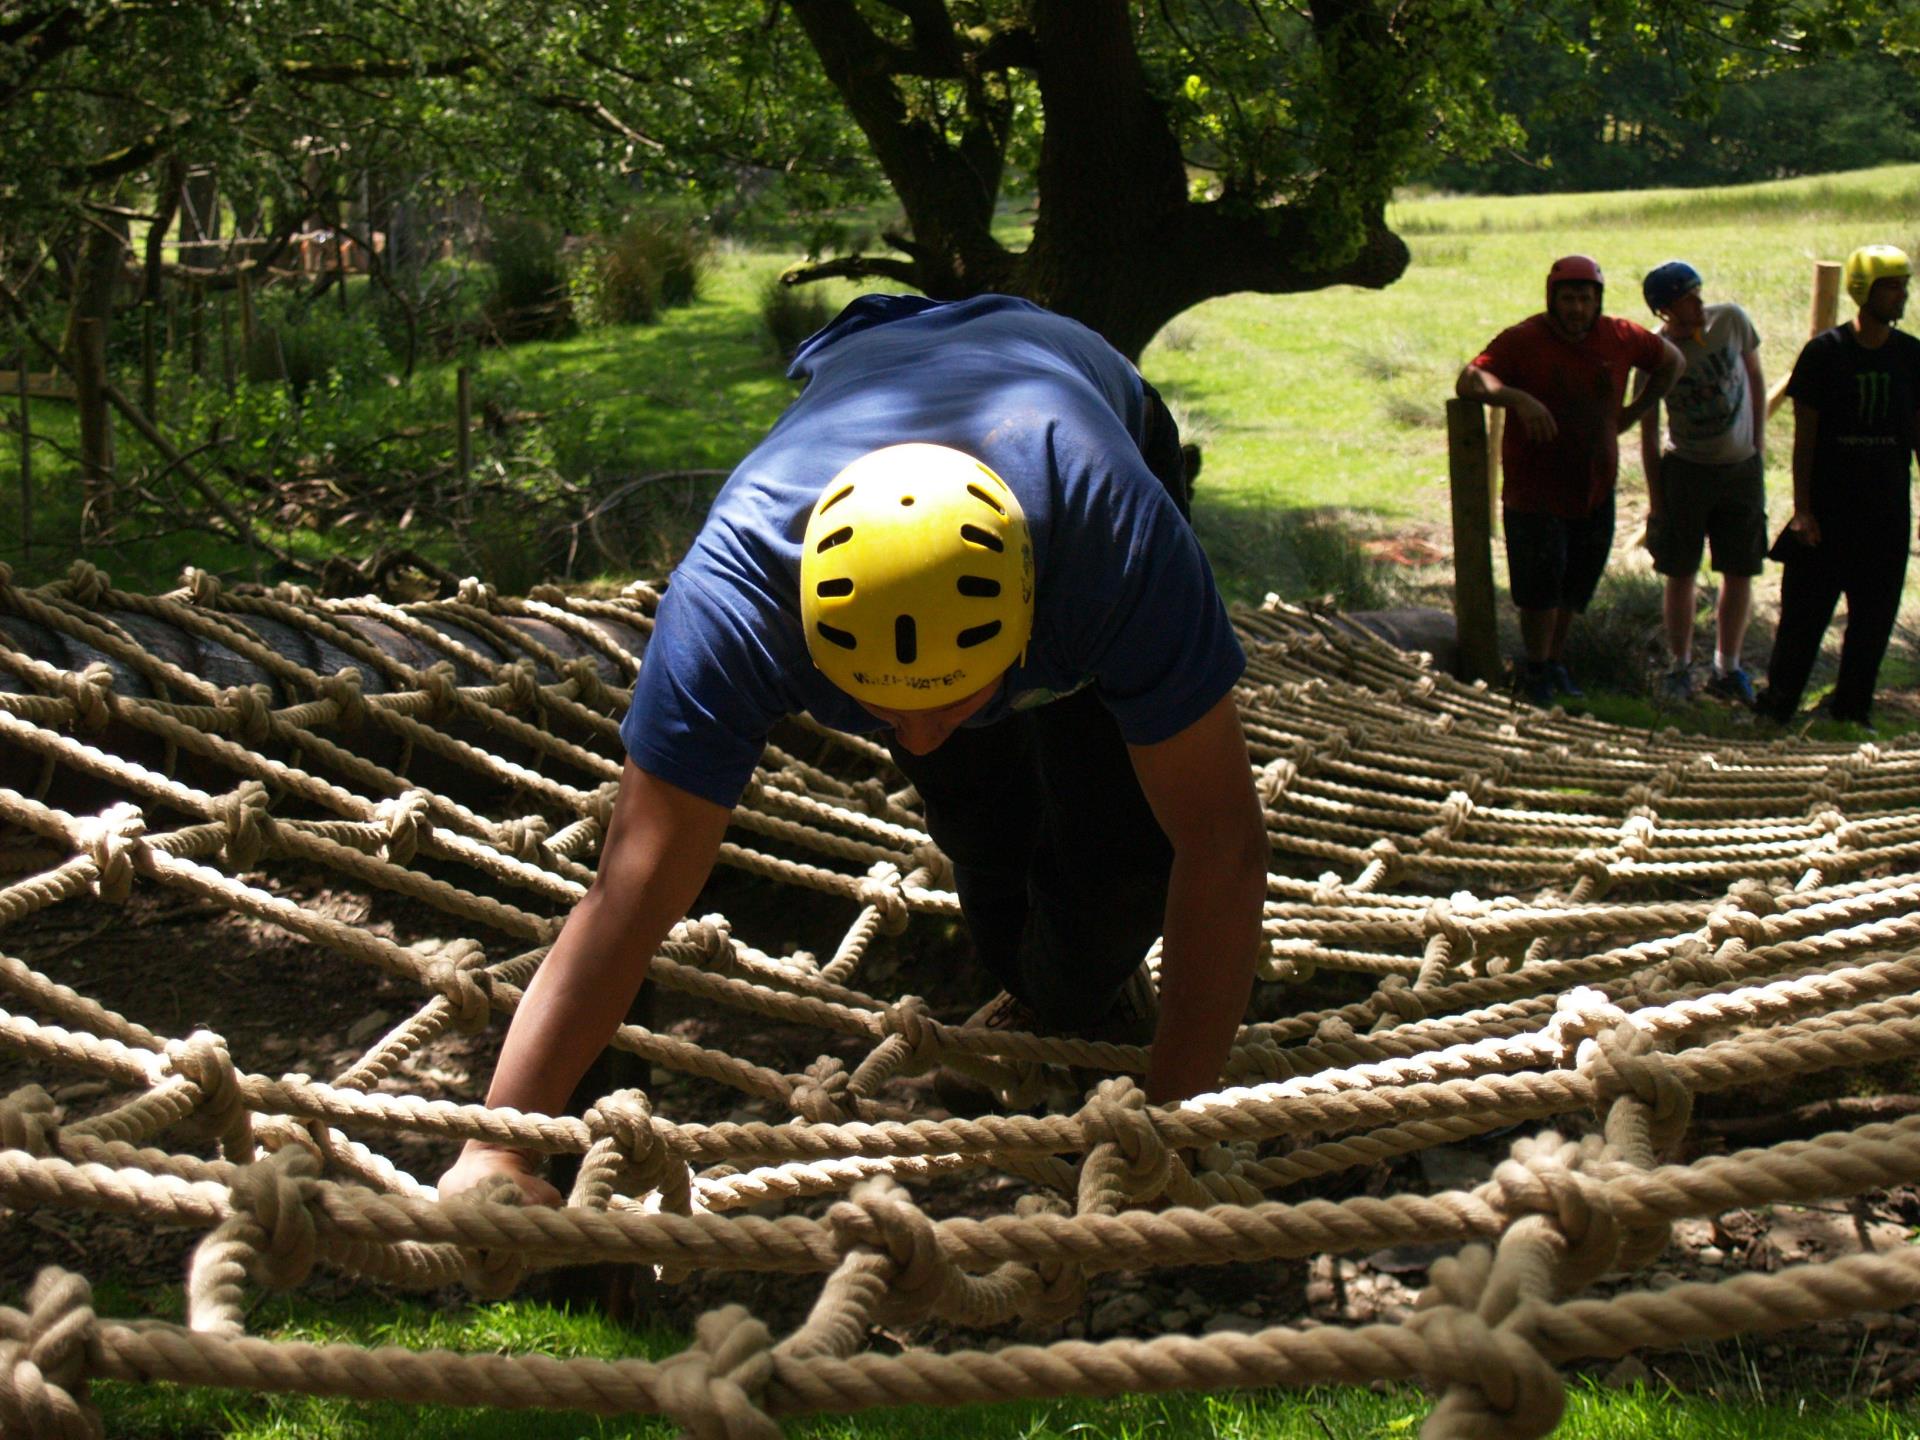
[484,216,572,341]
[243,293,394,401]
[574,217,710,328]
[759,275,835,361]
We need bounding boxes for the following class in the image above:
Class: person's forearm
[1144,842,1265,1105]
[482,885,663,1125]
[1458,366,1523,407]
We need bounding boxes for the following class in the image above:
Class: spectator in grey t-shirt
[1637,261,1766,706]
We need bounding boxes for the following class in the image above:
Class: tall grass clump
[1564,569,1669,694]
[575,216,711,327]
[243,290,394,400]
[759,274,835,360]
[485,215,573,340]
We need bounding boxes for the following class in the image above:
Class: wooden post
[455,364,473,479]
[16,360,29,564]
[1810,260,1843,336]
[1486,407,1505,536]
[1446,398,1503,685]
[237,268,255,361]
[1768,260,1846,416]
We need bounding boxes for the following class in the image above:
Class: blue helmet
[1643,260,1703,315]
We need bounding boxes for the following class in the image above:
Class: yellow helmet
[1844,245,1913,307]
[800,443,1034,711]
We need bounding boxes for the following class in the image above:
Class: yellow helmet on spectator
[800,444,1034,710]
[1844,245,1913,308]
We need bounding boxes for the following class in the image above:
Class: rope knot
[317,668,367,733]
[584,781,621,830]
[216,782,273,869]
[1370,974,1428,1024]
[562,655,618,711]
[826,1177,951,1325]
[0,1085,58,1155]
[1491,1136,1621,1291]
[1408,1260,1566,1440]
[1267,937,1319,985]
[228,1145,322,1289]
[63,559,109,607]
[0,1268,103,1439]
[790,1056,851,1123]
[1422,899,1475,954]
[455,576,497,609]
[498,814,550,864]
[878,995,934,1050]
[425,939,493,1033]
[1079,1077,1171,1197]
[856,861,910,935]
[180,566,223,606]
[375,790,430,865]
[1705,901,1769,949]
[528,583,568,605]
[1580,1023,1692,1153]
[217,683,275,747]
[1258,757,1298,807]
[57,663,115,732]
[1567,849,1615,900]
[654,1304,780,1440]
[164,1030,249,1153]
[676,914,733,965]
[421,662,461,720]
[501,659,541,714]
[73,802,144,903]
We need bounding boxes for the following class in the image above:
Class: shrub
[484,216,572,341]
[759,275,835,361]
[1192,503,1401,611]
[574,217,710,328]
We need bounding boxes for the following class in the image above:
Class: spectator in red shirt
[1458,256,1684,706]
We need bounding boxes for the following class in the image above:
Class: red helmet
[1547,254,1604,311]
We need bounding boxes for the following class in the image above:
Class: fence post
[1446,397,1503,685]
[1767,260,1845,416]
[1486,408,1504,535]
[16,360,29,565]
[455,364,473,479]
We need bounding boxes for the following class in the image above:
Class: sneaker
[1659,665,1694,704]
[1706,667,1756,707]
[1544,662,1584,699]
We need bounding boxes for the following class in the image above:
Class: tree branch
[780,254,921,287]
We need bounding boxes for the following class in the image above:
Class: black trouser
[887,384,1190,1030]
[1763,512,1909,722]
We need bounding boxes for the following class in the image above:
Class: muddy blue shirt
[619,294,1245,808]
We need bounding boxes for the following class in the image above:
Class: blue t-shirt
[620,294,1245,807]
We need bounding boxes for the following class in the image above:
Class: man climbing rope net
[441,294,1268,1203]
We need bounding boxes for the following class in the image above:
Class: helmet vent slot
[967,483,1007,516]
[957,621,1002,649]
[956,576,1000,598]
[960,524,1004,552]
[815,622,857,651]
[818,484,855,515]
[894,616,918,664]
[815,578,853,598]
[815,526,854,553]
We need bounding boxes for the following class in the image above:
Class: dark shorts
[1504,497,1615,612]
[1648,452,1766,577]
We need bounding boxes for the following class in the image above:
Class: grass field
[90,1291,1920,1439]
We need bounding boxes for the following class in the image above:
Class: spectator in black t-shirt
[1757,246,1920,727]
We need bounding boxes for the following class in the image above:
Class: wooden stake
[1768,260,1847,416]
[1446,398,1502,685]
[456,363,473,479]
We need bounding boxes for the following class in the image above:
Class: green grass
[89,1291,1920,1439]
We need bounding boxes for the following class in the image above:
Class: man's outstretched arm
[439,757,731,1203]
[1127,691,1268,1105]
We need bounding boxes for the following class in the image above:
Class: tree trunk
[64,212,127,530]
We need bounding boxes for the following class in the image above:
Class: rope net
[5,557,1920,1439]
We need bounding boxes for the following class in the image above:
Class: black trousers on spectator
[1763,512,1909,722]
[886,384,1191,1030]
